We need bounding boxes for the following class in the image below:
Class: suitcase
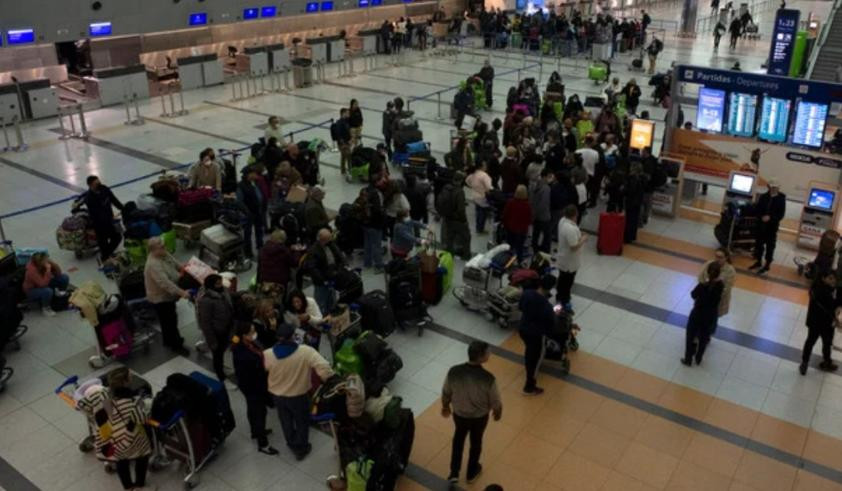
[463,266,489,291]
[406,141,428,155]
[124,239,148,266]
[335,268,364,305]
[200,224,242,256]
[487,284,523,328]
[542,38,552,55]
[99,318,132,358]
[357,290,396,338]
[119,268,146,301]
[511,32,523,49]
[189,371,236,435]
[173,220,212,243]
[597,212,625,255]
[178,188,215,208]
[588,63,607,82]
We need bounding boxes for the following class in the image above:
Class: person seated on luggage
[391,209,429,259]
[502,185,532,262]
[75,175,125,262]
[265,115,284,143]
[518,274,557,395]
[76,367,154,491]
[238,166,267,259]
[197,274,237,389]
[145,237,191,355]
[188,148,222,191]
[230,321,279,455]
[258,230,295,298]
[306,228,346,315]
[303,186,330,243]
[22,252,69,317]
[264,322,334,461]
[283,289,325,350]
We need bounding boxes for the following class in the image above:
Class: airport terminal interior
[2,0,842,489]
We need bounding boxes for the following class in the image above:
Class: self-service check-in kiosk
[717,171,758,252]
[651,156,685,218]
[797,181,839,250]
[723,171,757,208]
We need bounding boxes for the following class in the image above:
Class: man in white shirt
[575,136,601,207]
[555,205,587,313]
[465,161,494,233]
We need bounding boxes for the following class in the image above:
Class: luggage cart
[326,311,362,356]
[80,294,159,369]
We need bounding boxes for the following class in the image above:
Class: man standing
[436,171,472,260]
[529,168,554,254]
[556,205,586,314]
[574,137,600,207]
[442,341,503,486]
[518,274,557,395]
[478,60,495,109]
[264,323,334,460]
[750,178,786,275]
[646,36,663,75]
[639,146,659,226]
[332,109,353,176]
[144,237,190,355]
[237,166,266,259]
[76,175,124,262]
[196,274,235,388]
[306,228,346,315]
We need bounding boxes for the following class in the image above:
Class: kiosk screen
[7,29,35,44]
[188,13,208,26]
[89,22,112,37]
[807,189,835,211]
[729,174,755,194]
[758,97,791,142]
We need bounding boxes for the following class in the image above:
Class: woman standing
[349,99,363,148]
[800,271,839,374]
[231,322,279,455]
[196,274,235,386]
[76,367,153,491]
[623,162,646,243]
[698,247,736,334]
[682,261,723,366]
[502,184,533,262]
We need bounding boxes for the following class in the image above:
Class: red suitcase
[597,212,625,255]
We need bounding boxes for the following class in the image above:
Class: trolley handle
[149,410,185,431]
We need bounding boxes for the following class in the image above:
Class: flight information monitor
[791,101,828,148]
[7,29,35,45]
[758,96,791,142]
[89,22,112,37]
[306,2,319,12]
[261,6,278,17]
[696,87,726,133]
[243,8,259,19]
[359,0,370,6]
[727,92,757,137]
[320,1,334,10]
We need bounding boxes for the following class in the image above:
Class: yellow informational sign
[630,119,655,150]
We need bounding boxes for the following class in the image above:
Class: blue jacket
[391,219,424,254]
[518,289,554,337]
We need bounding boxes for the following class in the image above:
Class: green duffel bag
[160,229,176,254]
[334,339,363,375]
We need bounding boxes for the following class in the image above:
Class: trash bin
[292,58,313,88]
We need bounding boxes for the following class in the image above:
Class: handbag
[419,231,439,274]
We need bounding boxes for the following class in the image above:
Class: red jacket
[502,198,532,235]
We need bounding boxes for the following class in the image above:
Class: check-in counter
[356,29,379,55]
[305,38,329,64]
[19,79,58,119]
[267,43,291,72]
[177,54,223,90]
[244,46,270,76]
[85,64,150,106]
[323,35,345,62]
[0,84,23,122]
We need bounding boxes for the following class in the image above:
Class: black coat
[806,281,836,330]
[687,281,723,334]
[77,185,124,228]
[307,241,346,286]
[755,192,786,231]
[231,340,269,396]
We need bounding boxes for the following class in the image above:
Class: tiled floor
[2,0,842,489]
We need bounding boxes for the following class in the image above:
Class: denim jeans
[475,204,491,234]
[26,274,70,308]
[363,227,384,268]
[313,284,335,316]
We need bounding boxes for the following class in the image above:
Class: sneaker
[522,387,544,396]
[819,361,839,372]
[258,445,279,456]
[799,363,807,375]
[467,464,483,484]
[42,307,56,317]
[447,475,459,486]
[748,261,762,270]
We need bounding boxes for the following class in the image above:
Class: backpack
[330,121,341,142]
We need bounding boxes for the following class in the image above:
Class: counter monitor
[188,13,208,26]
[243,8,259,19]
[807,188,836,211]
[306,2,319,12]
[728,173,755,195]
[7,29,35,45]
[89,22,112,37]
[261,6,278,17]
[320,1,334,10]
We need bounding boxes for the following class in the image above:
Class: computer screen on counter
[807,189,836,211]
[729,173,755,195]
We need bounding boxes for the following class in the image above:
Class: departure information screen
[727,92,757,137]
[791,101,828,148]
[7,29,35,44]
[89,22,112,37]
[696,87,726,133]
[188,13,208,26]
[261,6,277,17]
[243,8,259,19]
[758,97,790,142]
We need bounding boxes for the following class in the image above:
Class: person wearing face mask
[196,274,236,387]
[189,148,222,190]
[749,178,786,275]
[231,322,279,455]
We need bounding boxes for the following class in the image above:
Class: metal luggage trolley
[326,310,362,357]
[80,295,159,369]
[725,206,758,254]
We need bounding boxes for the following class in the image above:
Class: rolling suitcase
[357,290,396,338]
[189,371,236,436]
[597,212,625,255]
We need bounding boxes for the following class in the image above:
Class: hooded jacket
[264,342,334,397]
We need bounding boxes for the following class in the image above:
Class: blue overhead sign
[676,65,842,103]
[767,9,800,76]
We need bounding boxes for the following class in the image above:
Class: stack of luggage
[55,210,100,259]
[385,258,429,335]
[348,147,384,183]
[392,111,423,164]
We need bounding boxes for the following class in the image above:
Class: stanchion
[167,91,177,117]
[11,115,27,152]
[161,88,171,116]
[76,104,89,140]
[175,89,188,116]
[123,95,133,125]
[436,92,444,120]
[538,61,543,83]
[259,71,267,94]
[348,57,356,77]
[517,68,522,83]
[0,117,10,151]
[283,68,291,92]
[58,106,77,140]
[133,94,146,122]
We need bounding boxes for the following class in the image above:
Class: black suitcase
[357,290,396,338]
[118,268,146,301]
[335,268,364,305]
